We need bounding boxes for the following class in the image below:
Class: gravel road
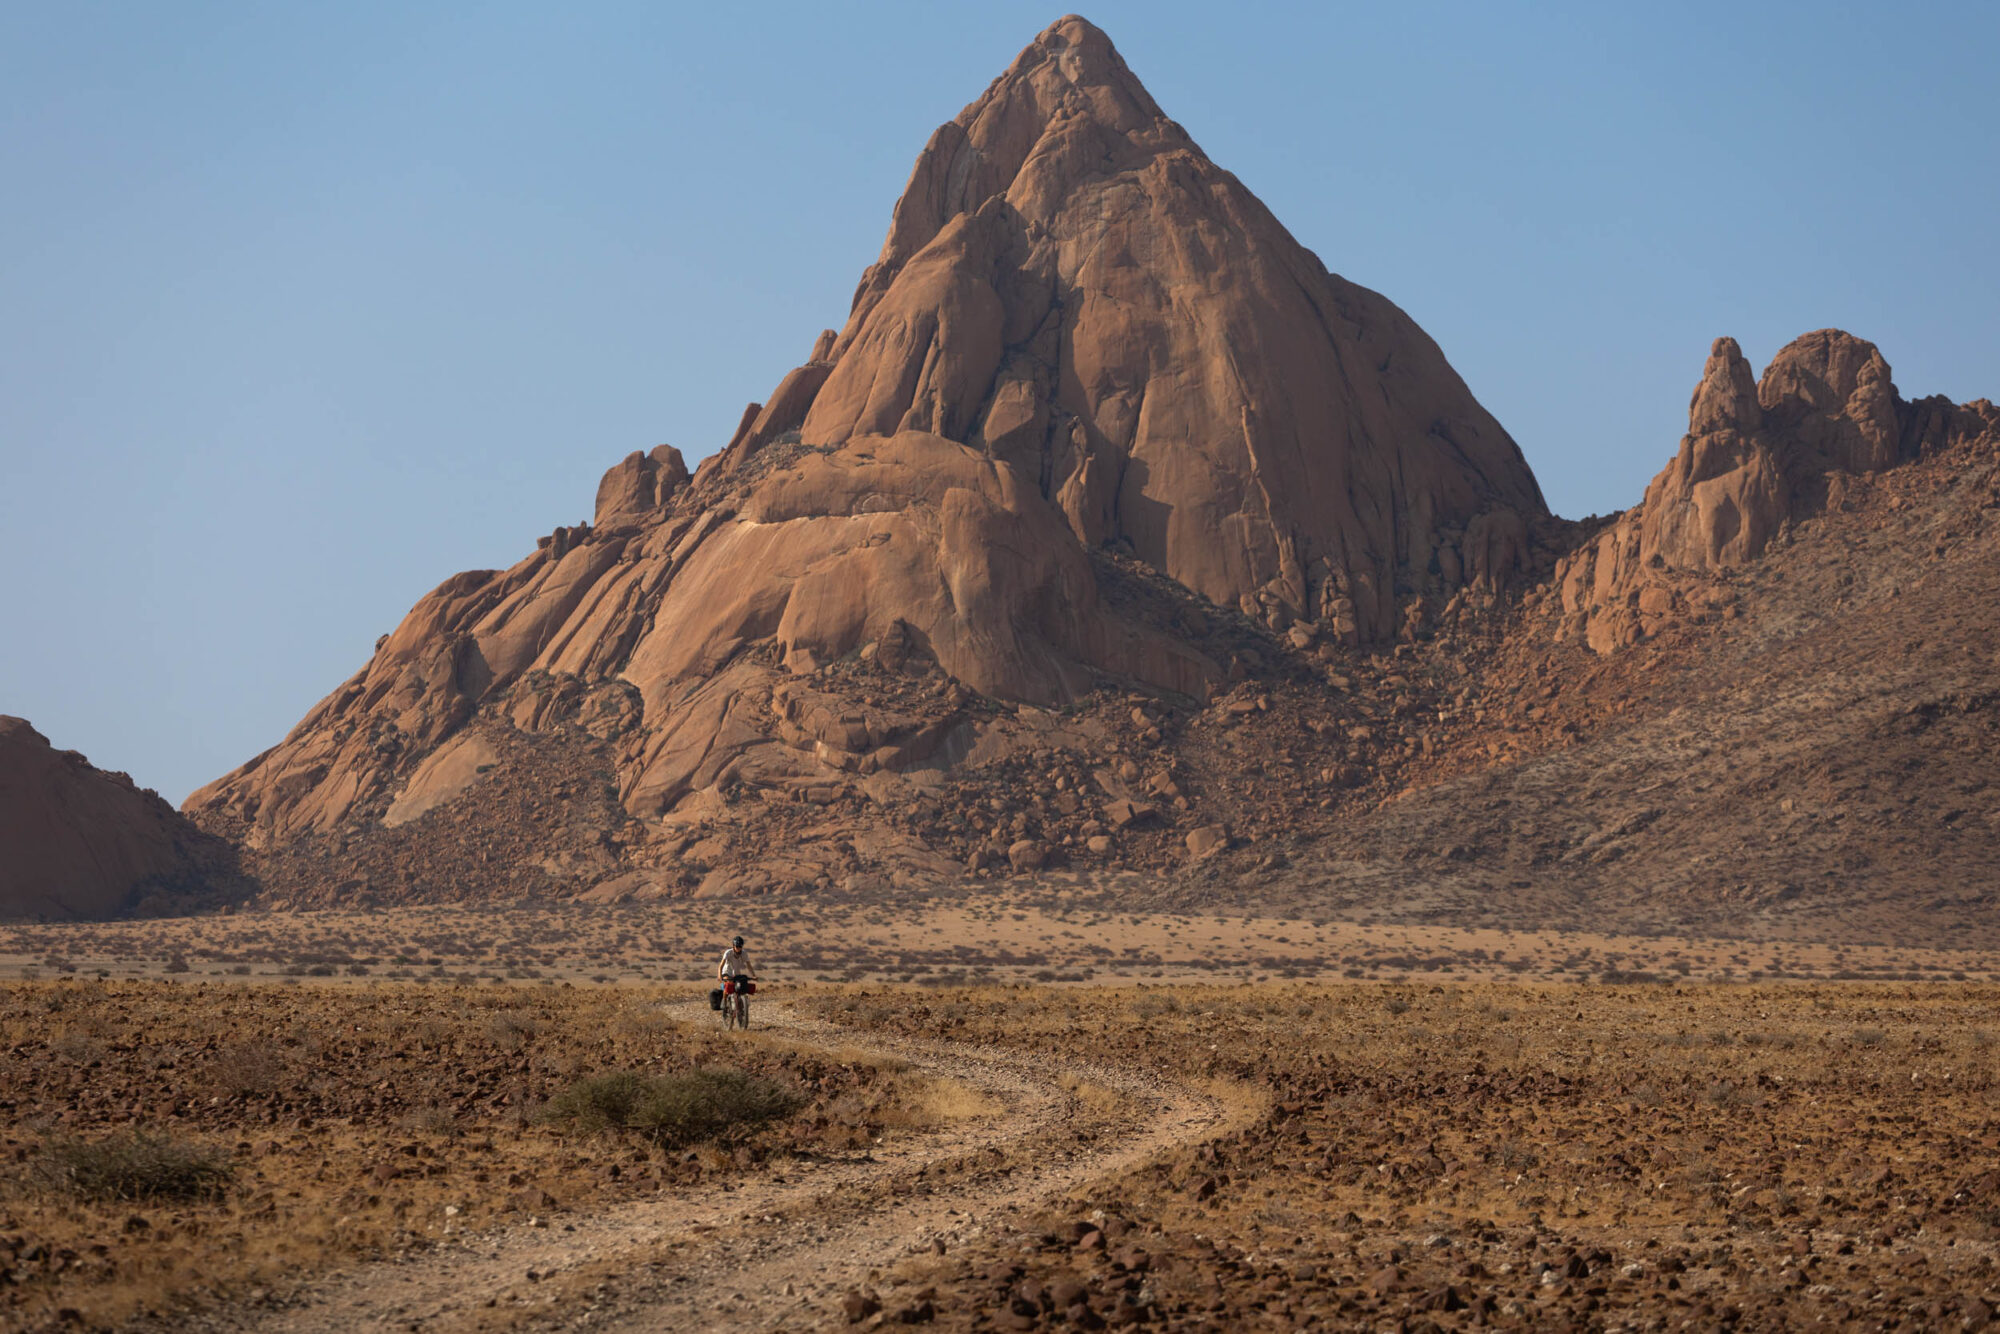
[213,998,1228,1333]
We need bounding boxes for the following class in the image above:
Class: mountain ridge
[157,17,2000,943]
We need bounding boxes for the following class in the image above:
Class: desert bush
[546,1071,655,1134]
[50,1031,102,1062]
[398,1104,458,1135]
[30,1131,233,1202]
[544,1067,800,1146]
[1702,1079,1761,1109]
[637,1068,800,1145]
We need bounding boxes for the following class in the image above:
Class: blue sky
[3,1,1995,803]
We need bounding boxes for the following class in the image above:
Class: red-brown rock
[594,445,689,529]
[186,18,1545,878]
[1,717,250,920]
[773,16,1546,638]
[1556,329,2000,652]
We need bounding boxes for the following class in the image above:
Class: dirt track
[209,999,1232,1333]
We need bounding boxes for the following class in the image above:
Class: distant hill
[1,716,253,920]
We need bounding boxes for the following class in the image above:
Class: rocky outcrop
[1555,329,2000,651]
[186,16,1547,885]
[723,16,1546,641]
[594,445,689,529]
[1,717,251,920]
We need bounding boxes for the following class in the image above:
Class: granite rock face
[733,15,1547,641]
[186,17,1544,871]
[1556,329,2000,652]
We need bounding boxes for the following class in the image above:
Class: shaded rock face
[0,717,250,920]
[1556,329,2000,652]
[731,15,1546,640]
[185,16,1542,863]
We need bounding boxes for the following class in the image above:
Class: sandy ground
[4,889,1993,992]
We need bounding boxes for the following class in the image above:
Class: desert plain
[7,11,2000,1334]
[5,898,2000,1333]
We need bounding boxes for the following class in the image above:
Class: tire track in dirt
[215,999,1235,1333]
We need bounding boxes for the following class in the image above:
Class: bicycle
[721,977,755,1030]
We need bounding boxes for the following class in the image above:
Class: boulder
[594,445,689,528]
[1007,839,1048,872]
[1102,799,1161,830]
[1185,825,1229,857]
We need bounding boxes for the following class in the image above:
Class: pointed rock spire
[1556,327,1998,653]
[187,17,1556,858]
[732,15,1547,638]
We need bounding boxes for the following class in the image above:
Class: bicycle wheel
[738,994,751,1030]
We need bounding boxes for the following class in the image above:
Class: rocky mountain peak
[1556,327,1998,653]
[726,17,1547,641]
[1756,328,1900,474]
[188,17,1553,889]
[864,14,1172,286]
[1687,336,1760,436]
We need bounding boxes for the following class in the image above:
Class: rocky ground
[3,892,1994,992]
[9,977,2000,1332]
[790,982,2000,1332]
[0,981,974,1331]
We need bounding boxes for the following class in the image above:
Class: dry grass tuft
[543,1067,801,1146]
[26,1130,234,1203]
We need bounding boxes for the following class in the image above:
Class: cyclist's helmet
[732,936,745,948]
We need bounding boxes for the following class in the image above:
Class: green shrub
[636,1068,801,1145]
[545,1071,657,1135]
[545,1067,800,1146]
[33,1131,234,1202]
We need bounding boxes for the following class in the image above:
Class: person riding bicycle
[718,935,756,991]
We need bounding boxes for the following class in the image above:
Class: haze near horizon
[3,1,1995,805]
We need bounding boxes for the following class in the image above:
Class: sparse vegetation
[28,1130,234,1202]
[3,908,1999,1329]
[0,979,904,1329]
[801,979,2000,1328]
[543,1066,789,1143]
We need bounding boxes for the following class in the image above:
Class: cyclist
[718,935,756,1027]
[719,935,755,986]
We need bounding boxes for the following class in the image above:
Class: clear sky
[3,2,1995,805]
